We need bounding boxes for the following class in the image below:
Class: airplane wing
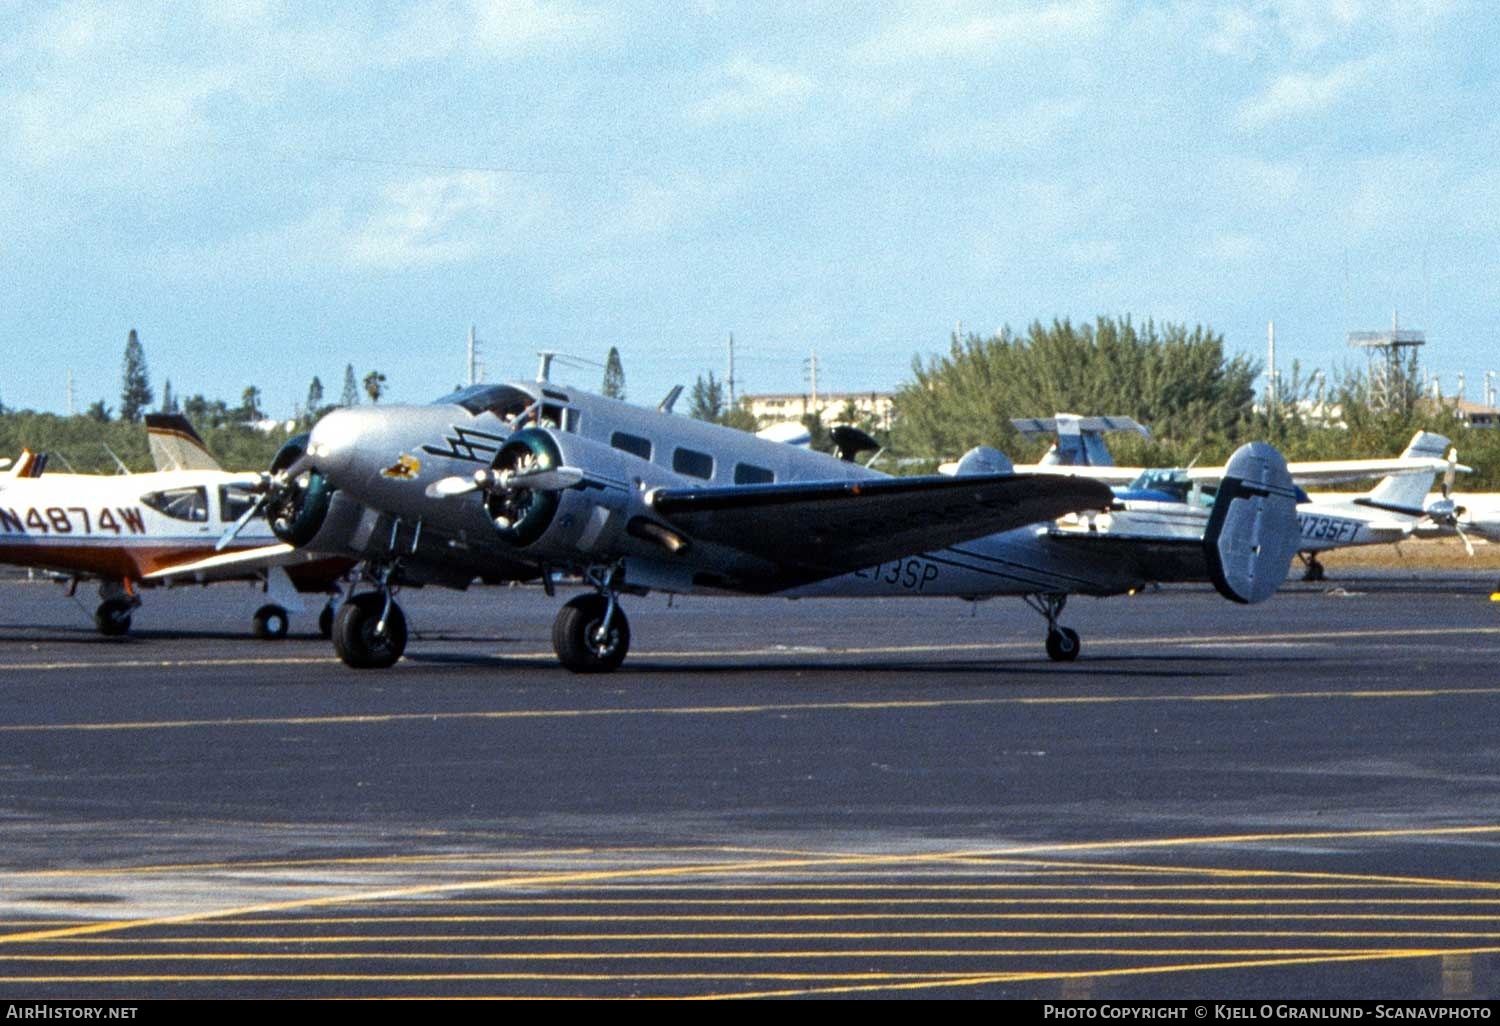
[140,543,299,581]
[649,473,1115,577]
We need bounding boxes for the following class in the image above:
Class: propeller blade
[1443,448,1459,498]
[506,465,584,491]
[426,475,482,499]
[1457,523,1476,558]
[216,493,269,551]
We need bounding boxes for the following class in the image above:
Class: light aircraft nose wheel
[552,593,630,673]
[1045,627,1081,662]
[251,604,289,640]
[94,597,135,637]
[332,592,408,670]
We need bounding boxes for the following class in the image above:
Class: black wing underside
[650,473,1115,578]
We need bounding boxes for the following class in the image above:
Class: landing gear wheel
[251,604,289,640]
[332,593,408,669]
[1045,626,1081,662]
[317,604,335,639]
[1301,553,1326,583]
[552,594,630,673]
[94,597,134,637]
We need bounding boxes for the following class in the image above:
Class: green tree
[305,376,325,420]
[119,329,153,424]
[687,372,724,422]
[86,399,111,423]
[159,378,179,415]
[363,370,387,404]
[239,386,263,422]
[341,364,359,406]
[602,346,626,399]
[893,317,1258,466]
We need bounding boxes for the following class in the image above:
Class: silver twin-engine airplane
[209,375,1302,673]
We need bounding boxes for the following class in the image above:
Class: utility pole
[803,348,820,418]
[466,324,484,386]
[726,333,736,407]
[66,369,75,416]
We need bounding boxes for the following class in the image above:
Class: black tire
[95,598,134,637]
[552,594,630,673]
[1045,626,1081,663]
[318,604,335,639]
[332,593,408,669]
[251,604,289,640]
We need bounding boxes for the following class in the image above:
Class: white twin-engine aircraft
[0,416,347,637]
[208,378,1302,672]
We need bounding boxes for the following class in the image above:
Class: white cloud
[1237,60,1370,129]
[470,0,610,53]
[1206,232,1258,263]
[688,58,815,123]
[1063,238,1121,266]
[920,99,1086,156]
[854,0,1110,63]
[345,171,541,270]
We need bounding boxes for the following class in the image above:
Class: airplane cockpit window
[219,483,259,523]
[436,384,538,420]
[141,486,209,522]
[1128,469,1192,503]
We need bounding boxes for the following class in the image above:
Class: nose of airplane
[306,406,381,481]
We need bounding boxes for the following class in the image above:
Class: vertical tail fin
[1204,442,1300,604]
[144,414,222,472]
[1362,431,1449,512]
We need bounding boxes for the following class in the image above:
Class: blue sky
[3,0,1496,418]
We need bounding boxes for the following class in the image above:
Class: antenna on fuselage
[658,385,684,413]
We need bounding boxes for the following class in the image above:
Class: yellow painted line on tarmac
[54,922,1500,945]
[3,624,1499,677]
[4,685,1500,735]
[16,938,1500,962]
[715,947,1485,999]
[8,826,1500,950]
[8,845,733,879]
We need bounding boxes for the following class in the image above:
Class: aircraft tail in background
[1011,414,1151,467]
[145,414,223,473]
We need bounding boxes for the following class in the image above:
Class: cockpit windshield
[1125,468,1215,507]
[433,384,538,419]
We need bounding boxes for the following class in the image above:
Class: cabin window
[219,484,258,523]
[672,448,714,480]
[141,486,209,523]
[611,432,652,461]
[734,463,774,484]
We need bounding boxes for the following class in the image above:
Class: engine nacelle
[264,433,341,548]
[484,428,685,566]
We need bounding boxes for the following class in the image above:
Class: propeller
[213,452,316,551]
[425,464,584,500]
[1422,447,1475,557]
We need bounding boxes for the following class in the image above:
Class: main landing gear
[552,566,630,673]
[1299,551,1326,582]
[1024,592,1080,662]
[332,566,407,669]
[93,580,141,637]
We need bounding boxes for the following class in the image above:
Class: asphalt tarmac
[1,572,1498,999]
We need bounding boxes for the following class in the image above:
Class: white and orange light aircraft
[0,416,348,637]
